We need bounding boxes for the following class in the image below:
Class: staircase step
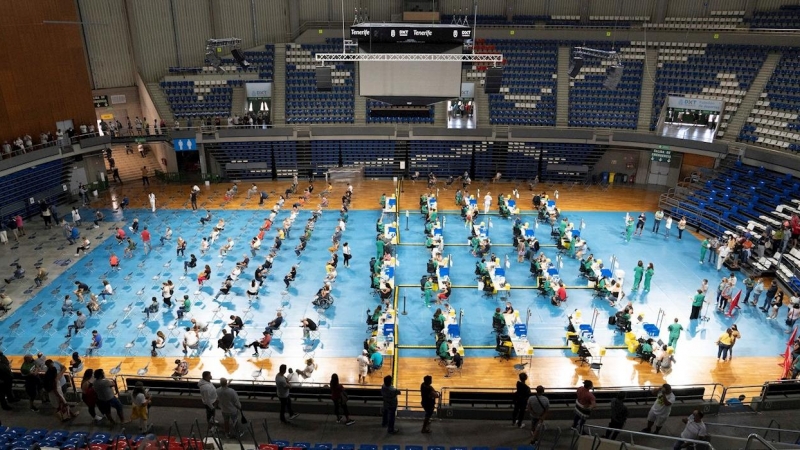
[722,52,781,142]
[556,46,571,127]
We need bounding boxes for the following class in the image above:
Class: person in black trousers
[190,191,198,210]
[512,372,531,427]
[605,391,628,439]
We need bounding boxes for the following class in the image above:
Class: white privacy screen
[359,58,462,98]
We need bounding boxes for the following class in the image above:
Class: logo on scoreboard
[351,29,370,36]
[453,30,458,37]
[391,29,395,37]
[461,30,471,37]
[399,29,408,37]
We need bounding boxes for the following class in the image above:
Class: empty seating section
[366,101,434,124]
[410,141,492,178]
[160,79,234,118]
[739,49,800,152]
[568,41,644,129]
[273,142,297,177]
[0,160,67,219]
[645,11,745,30]
[468,39,557,126]
[440,15,509,25]
[671,159,799,257]
[542,143,605,183]
[340,140,396,177]
[651,43,767,136]
[504,142,539,180]
[204,142,273,180]
[588,16,650,27]
[285,40,355,124]
[748,6,800,29]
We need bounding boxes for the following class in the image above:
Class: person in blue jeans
[381,375,400,433]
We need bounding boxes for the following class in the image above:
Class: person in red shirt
[572,380,596,431]
[141,226,152,254]
[791,213,800,248]
[115,227,126,243]
[552,282,568,306]
[109,253,120,270]
[247,331,272,357]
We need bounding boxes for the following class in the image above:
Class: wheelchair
[312,293,334,309]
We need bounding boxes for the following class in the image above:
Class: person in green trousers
[667,318,683,349]
[632,260,644,291]
[643,262,655,292]
[625,217,635,242]
[700,238,709,264]
[423,276,433,308]
[376,235,385,261]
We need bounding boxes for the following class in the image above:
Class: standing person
[149,192,156,213]
[664,215,672,239]
[198,371,218,426]
[94,369,125,424]
[357,350,369,385]
[634,212,646,237]
[641,384,675,434]
[141,166,150,186]
[130,381,152,433]
[80,369,103,423]
[216,378,242,438]
[643,263,655,292]
[512,373,531,428]
[329,373,355,425]
[572,380,596,432]
[652,210,664,234]
[483,192,492,215]
[707,236,719,265]
[632,261,644,291]
[526,385,550,445]
[605,391,628,440]
[717,244,730,271]
[667,318,683,349]
[750,278,765,307]
[276,364,299,423]
[677,217,687,240]
[381,375,401,434]
[699,237,709,264]
[742,276,756,305]
[672,410,707,450]
[420,375,440,434]
[190,190,198,211]
[342,242,351,268]
[761,283,778,311]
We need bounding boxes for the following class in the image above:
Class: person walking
[141,166,150,186]
[198,371,218,427]
[667,318,683,349]
[512,373,531,428]
[381,375,401,434]
[699,238,709,264]
[677,217,687,240]
[190,190,198,211]
[641,384,675,434]
[527,385,550,445]
[604,391,628,440]
[571,380,596,432]
[276,365,299,423]
[672,410,707,450]
[329,373,355,425]
[342,242,351,268]
[216,378,242,438]
[420,375,440,433]
[643,263,655,292]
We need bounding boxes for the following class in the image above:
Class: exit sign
[93,95,109,108]
[652,148,672,163]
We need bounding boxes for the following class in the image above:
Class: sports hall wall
[0,0,95,140]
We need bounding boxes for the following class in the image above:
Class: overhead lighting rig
[570,46,624,90]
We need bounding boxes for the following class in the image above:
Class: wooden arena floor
[25,178,782,402]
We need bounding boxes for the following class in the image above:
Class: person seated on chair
[218,238,235,257]
[438,339,453,362]
[184,254,197,274]
[191,318,208,334]
[368,305,383,326]
[284,266,297,288]
[432,308,445,333]
[182,328,199,354]
[437,281,451,303]
[227,315,244,337]
[65,311,87,337]
[367,337,379,356]
[379,282,393,301]
[217,329,234,355]
[143,297,159,319]
[177,295,191,319]
[492,307,506,332]
[150,330,166,356]
[369,351,384,373]
[608,279,623,306]
[482,275,496,295]
[120,196,129,210]
[171,359,189,379]
[62,295,75,316]
[197,265,212,285]
[247,331,272,357]
[86,294,100,316]
[215,277,233,299]
[4,263,25,284]
[638,338,655,363]
[0,293,12,313]
[297,358,316,379]
[445,348,463,377]
[264,311,283,334]
[504,302,514,315]
[86,330,103,356]
[552,282,567,306]
[115,227,126,243]
[300,317,318,339]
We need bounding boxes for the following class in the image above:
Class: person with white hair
[357,349,370,384]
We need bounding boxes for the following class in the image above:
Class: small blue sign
[173,138,197,152]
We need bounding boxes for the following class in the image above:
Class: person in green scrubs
[667,318,683,349]
[625,217,635,242]
[632,260,644,291]
[376,235,385,261]
[643,263,655,292]
[423,276,433,308]
[700,238,709,264]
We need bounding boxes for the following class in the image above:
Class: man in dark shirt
[605,391,629,439]
[512,373,532,427]
[217,329,234,355]
[381,375,400,434]
[228,316,244,337]
[420,375,439,433]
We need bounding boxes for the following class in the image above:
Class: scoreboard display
[350,23,472,43]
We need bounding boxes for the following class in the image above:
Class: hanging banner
[246,82,272,98]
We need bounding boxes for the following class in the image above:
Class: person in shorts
[526,385,550,444]
[641,383,675,434]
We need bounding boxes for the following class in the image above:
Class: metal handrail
[705,421,800,443]
[745,433,780,450]
[579,424,717,450]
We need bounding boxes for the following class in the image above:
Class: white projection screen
[359,48,462,98]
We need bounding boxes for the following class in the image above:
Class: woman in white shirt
[247,280,259,300]
[99,280,114,300]
[664,216,673,239]
[148,192,156,213]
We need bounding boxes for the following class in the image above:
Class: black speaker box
[231,49,250,69]
[316,66,332,91]
[484,67,503,94]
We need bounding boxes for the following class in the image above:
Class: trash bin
[205,180,210,186]
[92,190,98,198]
[601,172,609,184]
[608,172,616,184]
